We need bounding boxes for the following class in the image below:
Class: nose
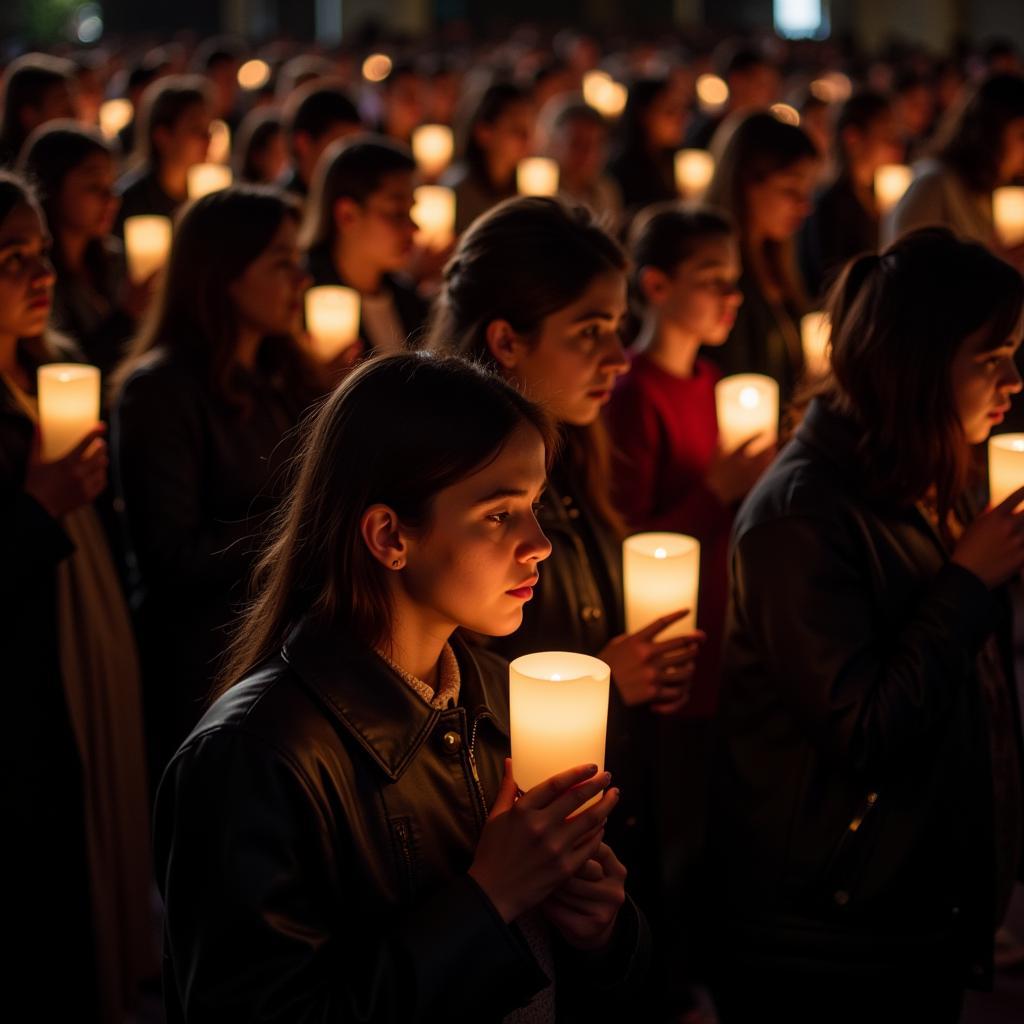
[33,254,56,289]
[520,515,553,565]
[601,331,630,377]
[1002,357,1023,395]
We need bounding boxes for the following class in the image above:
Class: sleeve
[0,486,74,597]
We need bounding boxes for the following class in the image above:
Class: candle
[99,98,132,140]
[187,163,232,199]
[988,434,1024,508]
[509,651,610,807]
[874,164,912,215]
[801,311,831,378]
[37,364,101,461]
[207,119,232,165]
[411,124,454,178]
[305,285,361,360]
[123,215,172,283]
[715,373,779,455]
[412,185,456,250]
[994,186,1024,248]
[517,157,559,197]
[623,532,701,637]
[582,71,627,119]
[674,149,715,200]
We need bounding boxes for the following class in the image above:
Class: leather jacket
[154,623,648,1022]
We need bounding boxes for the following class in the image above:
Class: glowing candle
[988,434,1024,508]
[623,532,701,637]
[187,163,232,199]
[207,119,232,165]
[874,164,912,215]
[674,149,715,200]
[412,185,456,250]
[696,74,729,112]
[37,364,101,461]
[715,373,779,455]
[801,311,832,378]
[124,215,172,283]
[509,652,610,807]
[517,157,559,197]
[305,285,361,361]
[99,98,132,140]
[411,124,454,178]
[994,186,1024,248]
[582,71,627,119]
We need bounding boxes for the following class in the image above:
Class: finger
[997,484,1024,513]
[651,695,691,715]
[488,758,517,819]
[546,889,608,916]
[561,787,620,842]
[592,843,626,878]
[63,424,107,462]
[649,630,706,655]
[736,431,769,453]
[575,858,604,883]
[655,647,700,670]
[634,609,691,641]
[544,773,612,822]
[519,763,602,811]
[559,875,611,900]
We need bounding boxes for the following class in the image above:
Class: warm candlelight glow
[305,285,361,360]
[801,311,832,378]
[237,59,271,90]
[623,532,701,638]
[412,185,456,250]
[771,103,800,125]
[674,149,715,200]
[99,98,132,140]
[696,74,730,111]
[124,215,172,283]
[989,434,1024,508]
[874,164,912,215]
[715,373,779,455]
[37,364,101,461]
[582,71,627,118]
[412,124,454,178]
[207,119,231,164]
[363,53,393,83]
[810,72,852,103]
[994,186,1024,248]
[509,652,610,805]
[516,157,559,196]
[187,163,232,199]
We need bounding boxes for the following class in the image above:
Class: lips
[507,575,539,600]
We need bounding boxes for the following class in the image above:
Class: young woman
[0,52,75,165]
[112,185,326,781]
[155,351,648,1021]
[710,228,1024,1023]
[233,107,288,185]
[704,111,819,401]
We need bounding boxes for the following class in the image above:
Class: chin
[466,608,525,638]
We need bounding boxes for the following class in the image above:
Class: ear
[484,319,527,371]
[333,196,361,232]
[360,504,408,571]
[638,265,671,307]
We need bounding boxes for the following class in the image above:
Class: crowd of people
[3,23,1024,1024]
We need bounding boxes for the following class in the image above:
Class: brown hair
[131,74,210,169]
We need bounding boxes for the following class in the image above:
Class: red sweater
[607,352,732,718]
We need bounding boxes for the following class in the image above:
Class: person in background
[234,107,288,185]
[420,52,463,127]
[113,59,167,159]
[530,58,574,114]
[891,69,936,162]
[192,36,243,131]
[374,61,426,145]
[71,54,104,130]
[0,52,76,165]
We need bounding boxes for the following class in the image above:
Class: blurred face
[475,101,535,179]
[845,112,903,177]
[548,117,607,188]
[746,157,817,242]
[895,85,934,138]
[385,73,425,140]
[251,130,289,184]
[643,88,687,150]
[337,170,417,272]
[74,69,103,126]
[998,117,1024,185]
[951,322,1023,444]
[20,81,75,135]
[731,64,780,110]
[400,422,552,637]
[207,62,239,118]
[155,100,212,169]
[57,152,119,239]
[0,202,55,341]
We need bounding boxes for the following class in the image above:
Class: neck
[334,237,383,294]
[486,153,514,191]
[0,332,17,374]
[382,595,454,692]
[59,231,90,274]
[234,326,262,370]
[635,313,702,378]
[158,162,189,202]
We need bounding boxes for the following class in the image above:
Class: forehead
[557,269,628,317]
[0,202,46,243]
[440,421,548,500]
[372,170,415,198]
[678,234,738,269]
[71,151,115,176]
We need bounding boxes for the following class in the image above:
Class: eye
[486,510,510,525]
[532,500,545,516]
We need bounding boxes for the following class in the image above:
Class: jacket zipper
[391,818,415,892]
[467,713,490,818]
[847,791,878,833]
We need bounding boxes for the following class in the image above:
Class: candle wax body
[715,373,779,455]
[517,158,559,197]
[875,164,912,214]
[674,149,714,199]
[989,434,1024,508]
[124,215,172,283]
[994,187,1024,248]
[187,163,232,199]
[38,364,101,461]
[623,532,701,638]
[305,286,361,360]
[412,125,454,178]
[412,186,456,250]
[801,311,831,378]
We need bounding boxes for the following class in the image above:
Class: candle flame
[654,547,667,559]
[1013,440,1024,452]
[739,386,761,409]
[550,674,561,681]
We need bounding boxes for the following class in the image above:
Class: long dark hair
[215,351,557,696]
[426,195,628,537]
[456,79,531,184]
[130,74,210,169]
[611,76,672,161]
[825,227,1024,532]
[0,53,73,161]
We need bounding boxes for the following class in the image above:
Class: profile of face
[548,118,607,189]
[844,112,903,178]
[745,157,817,242]
[643,88,687,150]
[951,323,1023,445]
[385,74,426,140]
[475,101,536,180]
[641,234,743,346]
[57,152,119,240]
[730,64,781,111]
[20,81,75,136]
[0,201,55,341]
[338,170,417,272]
[486,269,630,426]
[228,215,310,339]
[998,116,1024,185]
[154,101,212,170]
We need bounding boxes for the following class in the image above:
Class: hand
[707,434,776,505]
[24,423,108,518]
[600,611,705,714]
[542,842,627,951]
[952,484,1024,588]
[469,759,619,923]
[121,270,158,320]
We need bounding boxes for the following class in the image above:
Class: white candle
[207,118,232,165]
[517,157,559,197]
[187,163,232,199]
[412,185,456,250]
[305,285,361,360]
[99,98,132,140]
[801,311,831,378]
[37,364,101,461]
[715,373,779,455]
[988,434,1024,508]
[874,164,912,215]
[994,186,1024,248]
[582,71,627,119]
[411,124,454,178]
[509,651,610,807]
[674,149,715,200]
[623,532,700,637]
[124,215,172,283]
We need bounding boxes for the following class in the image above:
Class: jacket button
[440,730,462,754]
[833,890,849,907]
[580,606,604,622]
[567,508,581,519]
[561,495,574,506]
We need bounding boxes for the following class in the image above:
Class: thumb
[488,757,517,819]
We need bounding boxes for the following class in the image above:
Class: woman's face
[997,116,1024,185]
[337,170,417,272]
[951,322,1023,444]
[252,130,289,184]
[155,101,212,170]
[57,152,119,240]
[643,88,688,150]
[746,158,817,242]
[492,269,630,426]
[401,421,552,637]
[846,112,903,178]
[0,202,55,341]
[476,101,535,179]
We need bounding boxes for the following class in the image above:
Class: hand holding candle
[715,373,779,455]
[989,434,1024,508]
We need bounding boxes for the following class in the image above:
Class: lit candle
[187,163,233,199]
[623,532,701,637]
[411,124,454,178]
[988,433,1024,508]
[412,185,456,250]
[715,373,779,455]
[305,285,361,361]
[874,164,912,215]
[801,311,831,378]
[37,364,101,461]
[123,215,172,283]
[207,119,232,165]
[674,149,715,200]
[99,98,132,140]
[582,71,627,119]
[517,157,559,197]
[994,186,1024,248]
[509,652,610,807]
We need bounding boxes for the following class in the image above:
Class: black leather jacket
[154,624,648,1023]
[711,398,1024,987]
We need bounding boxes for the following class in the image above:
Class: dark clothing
[605,148,677,226]
[154,626,649,1023]
[115,164,182,236]
[441,162,517,236]
[682,112,725,151]
[710,398,1024,1007]
[278,165,307,200]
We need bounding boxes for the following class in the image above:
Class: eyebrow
[471,483,546,506]
[570,309,625,324]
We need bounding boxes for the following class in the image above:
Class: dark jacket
[711,398,1024,988]
[154,625,649,1023]
[605,147,677,228]
[115,164,181,236]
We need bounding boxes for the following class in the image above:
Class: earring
[392,559,401,568]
